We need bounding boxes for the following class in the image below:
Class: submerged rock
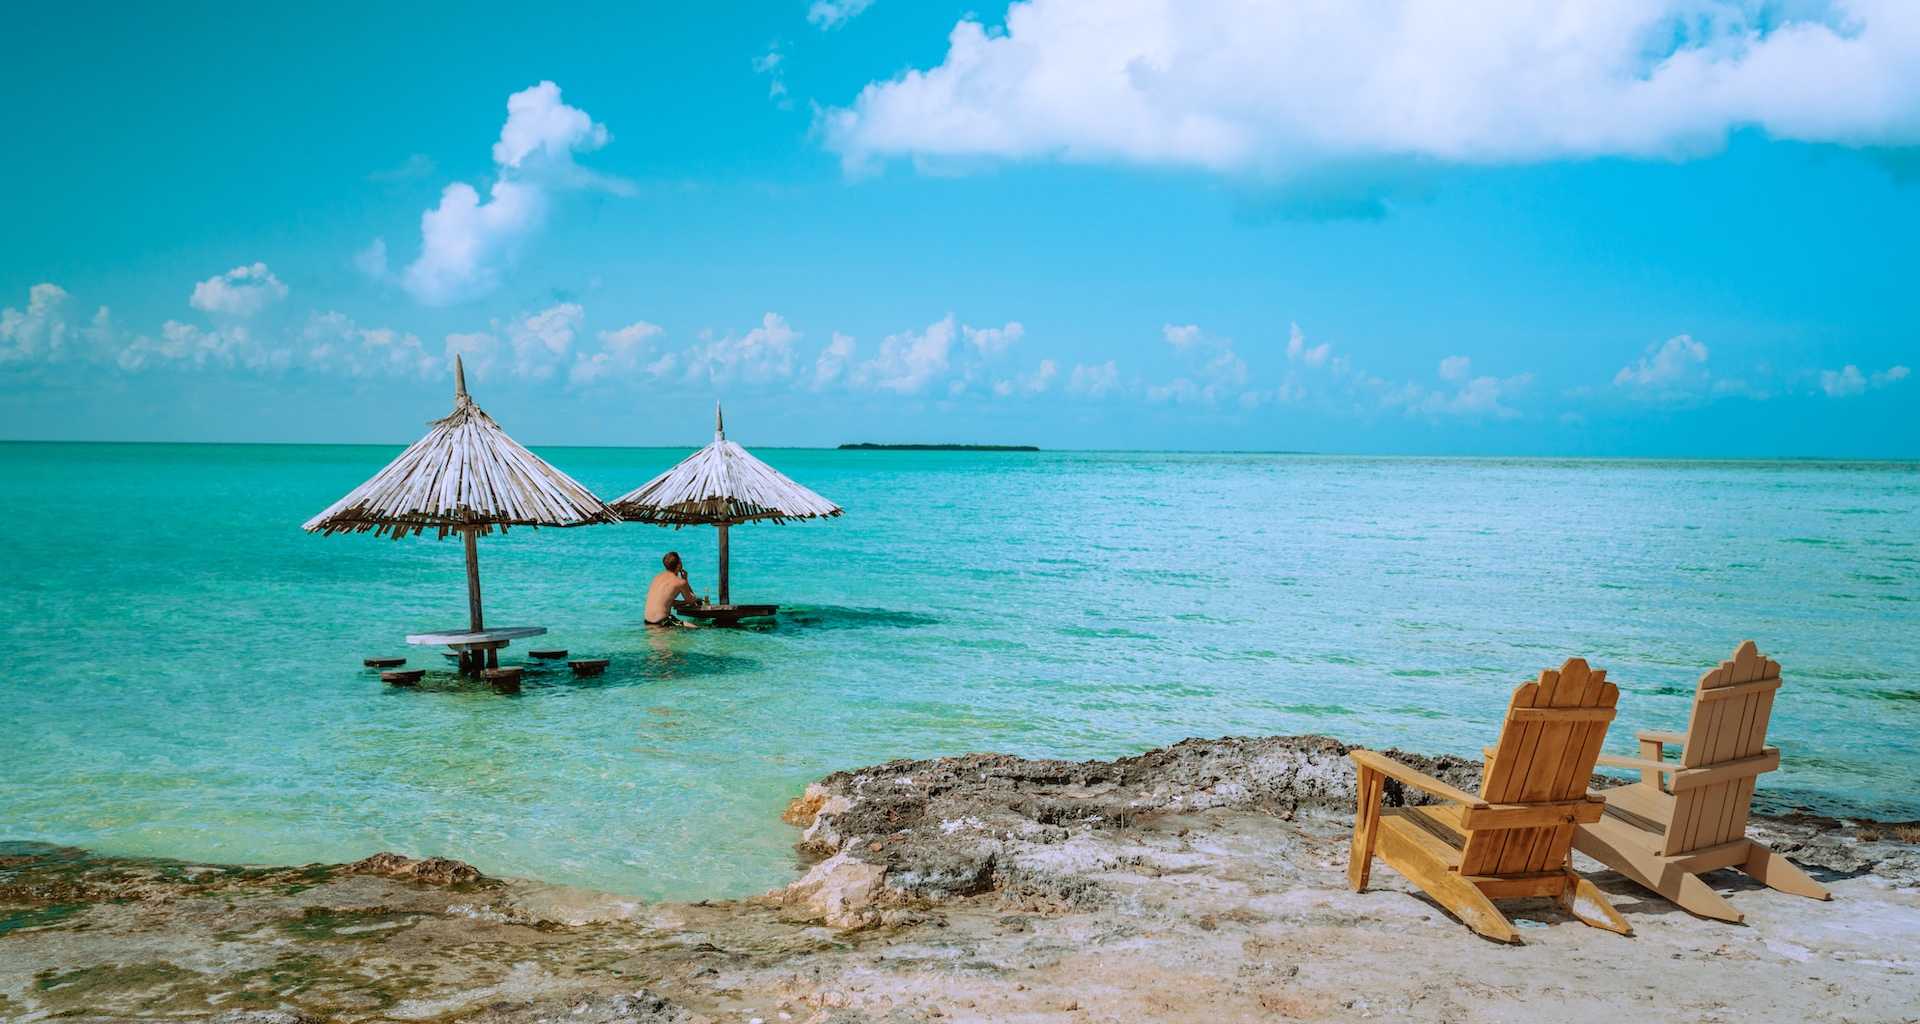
[346,851,486,886]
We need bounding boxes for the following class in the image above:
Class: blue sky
[2,1,1915,455]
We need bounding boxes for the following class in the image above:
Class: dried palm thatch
[609,406,841,526]
[610,405,839,604]
[303,357,617,539]
[303,357,617,641]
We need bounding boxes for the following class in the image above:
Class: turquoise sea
[3,442,1917,899]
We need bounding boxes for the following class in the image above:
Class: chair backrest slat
[1664,641,1781,856]
[1460,658,1619,876]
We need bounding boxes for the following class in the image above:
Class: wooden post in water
[716,522,731,605]
[462,527,484,674]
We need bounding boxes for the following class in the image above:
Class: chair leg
[1742,841,1832,901]
[1559,872,1632,936]
[1429,871,1520,944]
[1668,870,1745,923]
[1347,768,1384,892]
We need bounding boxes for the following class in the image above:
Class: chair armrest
[1595,753,1678,774]
[1637,729,1686,746]
[1350,749,1487,808]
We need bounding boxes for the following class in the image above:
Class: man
[644,551,702,626]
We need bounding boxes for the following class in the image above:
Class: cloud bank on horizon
[825,0,1920,174]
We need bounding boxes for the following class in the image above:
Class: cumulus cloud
[1381,356,1532,418]
[117,321,280,373]
[569,319,666,387]
[1285,322,1330,367]
[1162,323,1202,349]
[444,331,501,379]
[189,263,287,318]
[683,313,800,386]
[1149,322,1252,403]
[754,44,793,109]
[813,331,857,389]
[993,358,1058,396]
[1067,360,1121,397]
[1614,333,1712,399]
[402,82,622,305]
[499,303,585,381]
[1,283,92,364]
[1820,362,1910,397]
[853,315,958,394]
[824,1,1920,177]
[964,321,1025,355]
[302,311,439,380]
[808,0,875,30]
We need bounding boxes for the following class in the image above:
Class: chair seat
[1381,805,1467,869]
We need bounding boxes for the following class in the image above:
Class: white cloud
[117,320,282,372]
[1067,359,1120,397]
[1614,333,1711,398]
[853,314,958,394]
[993,358,1058,396]
[809,0,876,30]
[1366,356,1531,418]
[964,320,1024,355]
[402,82,621,305]
[302,311,439,380]
[354,238,389,279]
[1820,362,1910,397]
[500,303,584,381]
[1285,322,1330,367]
[569,319,666,387]
[755,44,794,109]
[492,82,611,169]
[1,283,80,364]
[825,1,1920,177]
[813,331,857,389]
[444,331,501,379]
[189,263,287,318]
[1162,323,1202,349]
[683,313,800,386]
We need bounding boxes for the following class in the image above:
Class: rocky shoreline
[4,735,1918,1023]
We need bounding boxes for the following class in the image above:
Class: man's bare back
[645,551,699,624]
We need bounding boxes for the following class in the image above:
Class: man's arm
[674,578,701,608]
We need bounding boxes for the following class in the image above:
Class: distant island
[838,443,1040,452]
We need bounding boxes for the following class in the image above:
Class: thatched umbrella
[304,356,618,664]
[610,405,839,610]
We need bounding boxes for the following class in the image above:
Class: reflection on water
[3,444,1918,898]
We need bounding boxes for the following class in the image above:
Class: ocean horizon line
[3,436,1916,463]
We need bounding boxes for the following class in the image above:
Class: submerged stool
[569,658,609,677]
[382,669,425,686]
[529,648,568,660]
[364,656,406,669]
[483,666,523,693]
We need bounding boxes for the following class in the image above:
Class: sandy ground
[3,735,1917,1023]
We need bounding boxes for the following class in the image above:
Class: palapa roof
[610,405,842,526]
[303,357,618,538]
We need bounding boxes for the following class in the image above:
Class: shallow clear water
[3,443,1917,898]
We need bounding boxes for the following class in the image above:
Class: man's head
[663,551,682,573]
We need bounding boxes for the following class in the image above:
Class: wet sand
[4,735,1917,1023]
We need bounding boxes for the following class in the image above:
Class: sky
[2,1,1916,455]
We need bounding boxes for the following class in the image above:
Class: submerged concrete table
[404,626,546,675]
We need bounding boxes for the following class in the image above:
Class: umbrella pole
[463,527,485,674]
[717,523,730,605]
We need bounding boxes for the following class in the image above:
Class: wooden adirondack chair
[1572,641,1831,923]
[1348,657,1631,943]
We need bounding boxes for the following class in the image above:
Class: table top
[404,626,547,646]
